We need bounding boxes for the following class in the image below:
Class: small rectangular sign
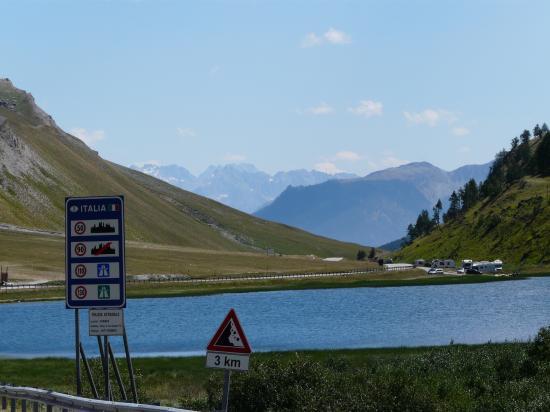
[70,262,120,280]
[89,309,124,336]
[71,284,121,302]
[70,240,120,258]
[206,351,250,371]
[71,219,120,237]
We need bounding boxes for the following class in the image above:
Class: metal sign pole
[221,370,231,412]
[104,336,110,401]
[75,308,82,396]
[123,327,138,403]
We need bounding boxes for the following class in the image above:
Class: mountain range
[0,78,363,257]
[255,161,492,246]
[131,163,357,213]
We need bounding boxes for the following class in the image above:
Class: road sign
[66,196,125,308]
[206,309,251,372]
[89,309,124,336]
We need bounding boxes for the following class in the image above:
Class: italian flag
[111,204,120,212]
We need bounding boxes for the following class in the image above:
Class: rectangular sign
[206,351,250,371]
[71,219,120,237]
[70,240,120,258]
[66,196,126,308]
[70,262,120,280]
[89,309,124,336]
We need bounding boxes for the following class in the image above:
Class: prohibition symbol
[74,221,86,235]
[75,286,87,299]
[75,264,87,278]
[74,243,86,256]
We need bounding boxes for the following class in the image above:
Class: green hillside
[396,175,550,268]
[0,78,364,258]
[397,124,550,268]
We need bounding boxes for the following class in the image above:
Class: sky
[2,0,549,176]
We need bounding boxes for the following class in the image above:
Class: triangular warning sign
[207,308,252,354]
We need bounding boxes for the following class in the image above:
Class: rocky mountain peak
[0,78,58,129]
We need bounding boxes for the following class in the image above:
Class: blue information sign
[65,196,126,308]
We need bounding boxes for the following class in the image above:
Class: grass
[0,229,374,282]
[396,176,550,266]
[1,341,549,410]
[1,269,544,304]
[0,90,369,259]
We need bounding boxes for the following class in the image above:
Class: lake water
[1,277,550,358]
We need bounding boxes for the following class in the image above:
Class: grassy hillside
[396,176,550,267]
[0,79,364,258]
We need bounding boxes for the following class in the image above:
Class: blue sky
[2,0,549,176]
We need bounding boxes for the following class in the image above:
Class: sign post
[66,196,126,399]
[206,309,252,412]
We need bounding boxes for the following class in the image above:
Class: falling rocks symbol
[216,320,244,348]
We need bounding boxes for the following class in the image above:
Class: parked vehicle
[457,268,465,274]
[466,268,482,275]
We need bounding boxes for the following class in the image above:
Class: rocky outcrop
[0,78,58,129]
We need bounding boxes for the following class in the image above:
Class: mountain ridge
[0,79,365,258]
[255,161,492,246]
[131,162,358,213]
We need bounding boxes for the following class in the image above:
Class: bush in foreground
[201,326,550,411]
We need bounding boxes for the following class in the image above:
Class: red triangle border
[207,308,252,354]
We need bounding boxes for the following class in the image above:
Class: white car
[457,268,465,274]
[428,268,443,274]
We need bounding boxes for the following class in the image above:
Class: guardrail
[0,265,414,293]
[0,385,191,412]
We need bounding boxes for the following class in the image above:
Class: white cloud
[335,151,361,161]
[403,109,457,127]
[459,146,471,153]
[301,28,351,47]
[224,153,246,162]
[324,28,351,45]
[177,127,197,138]
[348,100,383,118]
[452,126,470,136]
[70,128,105,146]
[314,162,344,175]
[305,102,334,115]
[301,33,323,48]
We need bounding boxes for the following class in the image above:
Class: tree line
[405,123,549,244]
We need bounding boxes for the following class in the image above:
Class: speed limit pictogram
[75,264,87,278]
[74,243,86,256]
[75,286,87,299]
[74,221,86,235]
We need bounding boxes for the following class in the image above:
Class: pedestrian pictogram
[97,263,110,277]
[75,264,87,277]
[207,309,252,354]
[98,285,111,299]
[75,286,87,299]
[75,243,86,256]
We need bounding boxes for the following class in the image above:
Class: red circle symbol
[74,221,86,235]
[75,264,87,278]
[74,243,86,256]
[75,286,87,299]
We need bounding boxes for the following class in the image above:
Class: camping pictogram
[207,309,251,354]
